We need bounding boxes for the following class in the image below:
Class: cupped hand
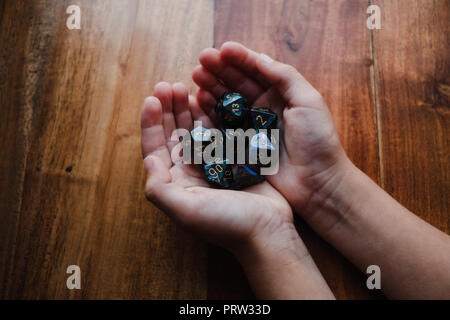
[192,41,351,223]
[141,82,300,255]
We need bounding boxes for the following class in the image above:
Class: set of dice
[184,92,278,189]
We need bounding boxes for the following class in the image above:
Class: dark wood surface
[0,0,448,299]
[0,0,213,299]
[372,0,449,232]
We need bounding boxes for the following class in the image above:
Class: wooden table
[0,0,448,299]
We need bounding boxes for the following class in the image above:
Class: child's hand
[190,42,450,299]
[141,82,303,257]
[192,42,351,232]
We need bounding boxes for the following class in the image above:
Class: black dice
[249,107,277,130]
[215,92,248,128]
[204,158,233,188]
[230,165,265,190]
[209,129,225,157]
[199,91,278,189]
[183,126,211,164]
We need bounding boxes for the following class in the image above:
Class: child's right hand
[192,42,352,233]
[192,42,450,299]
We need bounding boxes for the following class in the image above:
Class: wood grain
[0,0,35,296]
[213,0,383,299]
[0,0,213,299]
[371,0,449,231]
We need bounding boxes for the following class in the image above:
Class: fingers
[220,41,325,109]
[255,53,326,109]
[172,82,193,131]
[188,95,216,128]
[196,89,219,123]
[198,48,264,103]
[192,65,228,99]
[141,97,172,167]
[220,41,270,88]
[154,82,199,153]
[153,82,177,141]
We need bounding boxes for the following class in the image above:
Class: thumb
[143,155,197,223]
[144,155,172,204]
[255,53,325,109]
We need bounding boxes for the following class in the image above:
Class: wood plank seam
[368,0,384,189]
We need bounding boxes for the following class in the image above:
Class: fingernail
[144,156,153,172]
[259,53,274,64]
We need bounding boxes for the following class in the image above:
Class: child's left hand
[141,82,300,257]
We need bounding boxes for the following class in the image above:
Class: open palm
[192,42,348,215]
[141,82,295,251]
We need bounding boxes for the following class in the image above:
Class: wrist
[233,222,310,269]
[232,222,335,299]
[299,156,373,238]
